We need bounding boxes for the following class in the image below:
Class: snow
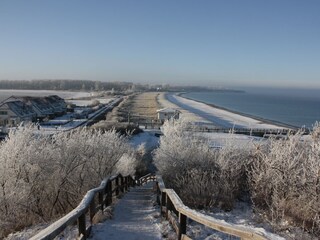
[38,97,122,133]
[158,93,207,123]
[156,108,179,113]
[89,182,162,240]
[129,131,160,150]
[186,201,285,240]
[165,93,285,129]
[67,98,114,106]
[195,132,263,149]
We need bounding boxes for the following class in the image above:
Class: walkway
[90,182,162,240]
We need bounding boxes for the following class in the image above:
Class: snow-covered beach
[163,93,293,130]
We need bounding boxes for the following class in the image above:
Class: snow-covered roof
[156,108,180,113]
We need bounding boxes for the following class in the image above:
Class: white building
[156,108,180,123]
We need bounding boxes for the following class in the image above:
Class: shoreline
[178,93,298,130]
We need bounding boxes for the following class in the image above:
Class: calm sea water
[183,88,320,128]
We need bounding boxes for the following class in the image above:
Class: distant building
[4,95,66,120]
[0,95,67,127]
[0,100,36,126]
[156,108,180,123]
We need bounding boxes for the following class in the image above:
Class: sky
[0,0,320,89]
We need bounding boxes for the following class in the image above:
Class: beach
[161,93,293,130]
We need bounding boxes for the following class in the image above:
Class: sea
[182,87,320,129]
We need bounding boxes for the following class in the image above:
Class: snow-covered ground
[130,130,160,150]
[39,97,122,134]
[187,201,284,240]
[163,93,286,129]
[66,98,114,106]
[195,132,263,149]
[158,92,208,123]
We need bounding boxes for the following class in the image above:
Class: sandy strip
[160,93,288,129]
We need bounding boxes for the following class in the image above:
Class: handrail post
[136,176,140,186]
[178,213,187,240]
[120,175,124,193]
[78,213,86,239]
[98,191,103,211]
[107,180,112,205]
[115,176,120,196]
[165,194,171,219]
[124,176,128,191]
[89,200,96,223]
[156,182,160,205]
[161,191,166,215]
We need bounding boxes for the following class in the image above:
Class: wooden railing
[156,175,271,240]
[30,173,272,240]
[30,174,136,240]
[137,172,156,185]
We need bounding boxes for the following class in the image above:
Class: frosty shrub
[216,138,257,210]
[0,125,138,238]
[154,119,254,209]
[248,125,320,235]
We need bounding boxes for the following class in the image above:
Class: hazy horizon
[1,0,319,89]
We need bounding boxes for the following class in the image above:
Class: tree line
[0,79,133,91]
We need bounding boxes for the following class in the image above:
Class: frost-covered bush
[249,125,320,235]
[0,125,138,238]
[154,119,219,207]
[154,119,253,209]
[216,139,256,210]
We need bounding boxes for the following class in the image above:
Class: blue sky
[0,0,319,88]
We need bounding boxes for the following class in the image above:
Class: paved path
[90,182,162,240]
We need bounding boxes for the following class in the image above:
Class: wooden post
[156,182,160,205]
[78,213,86,239]
[115,176,119,196]
[89,200,96,223]
[124,176,128,191]
[106,181,112,205]
[166,194,171,219]
[161,191,166,215]
[128,176,132,187]
[98,191,103,211]
[133,176,136,187]
[178,213,187,240]
[120,176,124,193]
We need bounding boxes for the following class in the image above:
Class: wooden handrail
[30,173,271,240]
[137,173,156,185]
[30,173,135,240]
[156,175,271,240]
